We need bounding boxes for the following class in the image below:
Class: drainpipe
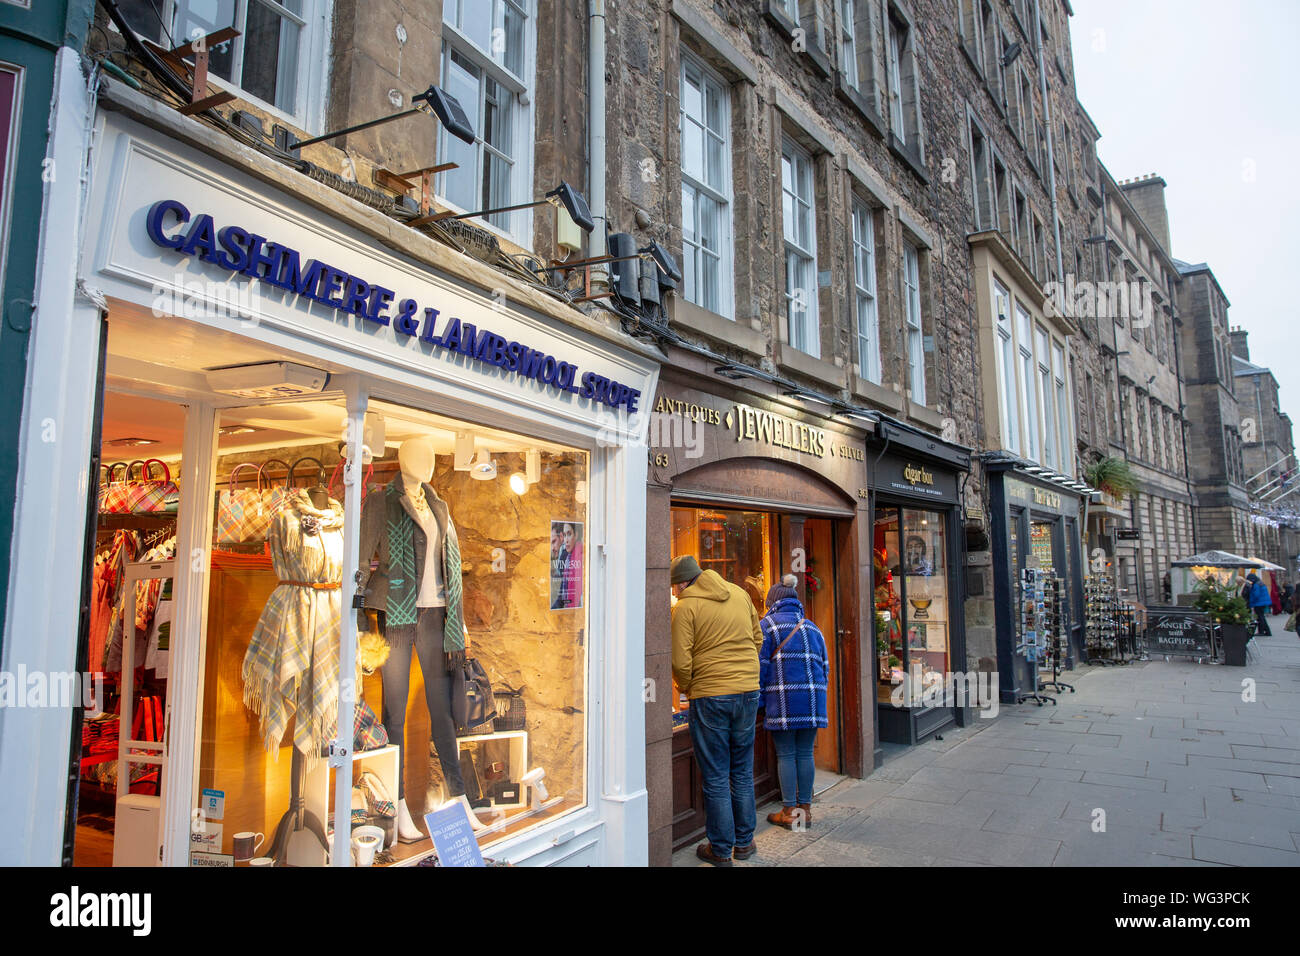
[1032,0,1064,282]
[588,0,609,289]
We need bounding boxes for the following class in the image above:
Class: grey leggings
[380,606,465,799]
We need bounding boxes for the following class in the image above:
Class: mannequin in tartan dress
[242,489,345,765]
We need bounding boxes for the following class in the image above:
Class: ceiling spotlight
[454,432,475,472]
[509,472,528,495]
[470,449,497,481]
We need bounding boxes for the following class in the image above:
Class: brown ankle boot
[798,803,813,826]
[766,806,798,829]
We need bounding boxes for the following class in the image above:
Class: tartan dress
[241,490,345,765]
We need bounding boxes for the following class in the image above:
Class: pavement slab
[672,612,1300,867]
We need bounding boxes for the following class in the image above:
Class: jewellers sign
[1145,608,1214,659]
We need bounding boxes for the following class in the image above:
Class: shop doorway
[669,503,850,849]
[72,391,187,866]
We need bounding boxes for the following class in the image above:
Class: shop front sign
[144,199,642,415]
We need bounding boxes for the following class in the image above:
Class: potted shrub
[1083,456,1139,501]
[1194,577,1252,666]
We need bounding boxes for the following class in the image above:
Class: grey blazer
[357,475,460,622]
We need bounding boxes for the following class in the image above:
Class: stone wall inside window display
[411,448,588,816]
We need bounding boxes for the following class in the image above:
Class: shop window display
[874,507,949,704]
[669,508,775,729]
[194,397,588,865]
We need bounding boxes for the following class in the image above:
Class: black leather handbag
[451,656,497,736]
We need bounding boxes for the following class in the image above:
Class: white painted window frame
[782,137,820,358]
[679,50,735,320]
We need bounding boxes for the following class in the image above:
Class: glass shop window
[193,395,588,866]
[668,507,776,729]
[874,506,949,705]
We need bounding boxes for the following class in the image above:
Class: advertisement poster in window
[550,520,584,609]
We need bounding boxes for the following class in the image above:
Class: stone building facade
[1175,259,1252,555]
[1230,331,1294,570]
[1100,171,1194,603]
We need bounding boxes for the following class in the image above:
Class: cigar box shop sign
[650,392,865,464]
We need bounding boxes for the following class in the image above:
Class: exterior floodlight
[413,85,476,144]
[288,83,475,151]
[644,241,682,284]
[429,180,593,232]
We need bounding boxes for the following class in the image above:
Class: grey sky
[1069,1,1300,448]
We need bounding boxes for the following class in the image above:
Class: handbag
[493,682,527,732]
[98,462,130,513]
[451,655,497,736]
[100,460,145,514]
[123,459,181,514]
[353,698,389,752]
[327,458,375,503]
[258,458,293,521]
[215,463,261,544]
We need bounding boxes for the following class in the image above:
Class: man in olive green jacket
[670,555,763,866]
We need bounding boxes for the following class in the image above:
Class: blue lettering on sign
[142,199,642,414]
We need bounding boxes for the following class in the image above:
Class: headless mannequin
[388,439,484,838]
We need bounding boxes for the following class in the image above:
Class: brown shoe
[798,803,813,825]
[695,842,733,866]
[767,806,798,829]
[733,842,756,860]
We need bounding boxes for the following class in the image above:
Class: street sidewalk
[673,613,1300,866]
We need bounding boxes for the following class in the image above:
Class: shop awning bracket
[372,163,460,226]
[142,28,241,116]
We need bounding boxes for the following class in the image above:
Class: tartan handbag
[258,458,293,522]
[100,460,144,514]
[215,463,261,544]
[123,459,180,514]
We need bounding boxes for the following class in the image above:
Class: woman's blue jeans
[771,728,818,806]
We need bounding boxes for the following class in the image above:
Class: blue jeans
[688,691,760,857]
[771,728,817,806]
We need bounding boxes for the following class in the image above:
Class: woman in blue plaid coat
[758,575,829,830]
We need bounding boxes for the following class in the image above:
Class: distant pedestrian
[671,554,763,867]
[758,574,829,831]
[1282,584,1295,614]
[1244,572,1272,636]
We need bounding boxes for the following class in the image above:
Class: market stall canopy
[1170,550,1260,569]
[1245,556,1285,571]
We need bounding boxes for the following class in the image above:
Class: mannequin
[358,437,471,842]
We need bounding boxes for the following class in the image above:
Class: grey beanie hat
[766,573,800,607]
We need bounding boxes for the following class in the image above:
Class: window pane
[706,131,725,192]
[458,0,494,52]
[174,0,237,83]
[439,49,481,211]
[902,509,949,682]
[501,1,525,76]
[682,116,703,183]
[243,1,300,114]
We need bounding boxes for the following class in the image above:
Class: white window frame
[679,51,734,319]
[840,0,860,91]
[852,199,880,382]
[903,241,925,405]
[993,280,1018,454]
[1017,303,1039,462]
[139,1,330,132]
[1037,325,1056,470]
[782,138,820,358]
[1054,346,1069,472]
[885,10,906,141]
[437,0,538,249]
